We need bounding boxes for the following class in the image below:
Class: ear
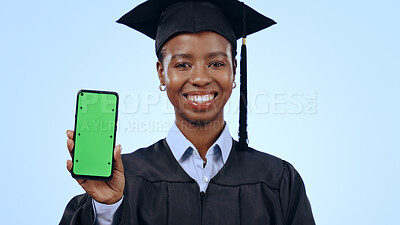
[156,60,165,85]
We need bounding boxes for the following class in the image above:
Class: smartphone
[71,89,119,181]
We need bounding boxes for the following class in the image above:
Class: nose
[190,66,212,87]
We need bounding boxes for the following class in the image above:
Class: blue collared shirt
[166,122,232,192]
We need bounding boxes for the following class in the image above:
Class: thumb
[113,145,124,173]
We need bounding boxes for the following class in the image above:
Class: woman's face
[157,31,236,126]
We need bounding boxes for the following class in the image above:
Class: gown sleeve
[280,161,316,225]
[59,193,95,225]
[59,193,129,225]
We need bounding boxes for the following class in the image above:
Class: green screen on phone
[72,90,118,180]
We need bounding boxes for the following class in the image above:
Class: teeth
[187,94,215,103]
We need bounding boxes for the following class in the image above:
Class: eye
[209,62,225,68]
[175,63,191,69]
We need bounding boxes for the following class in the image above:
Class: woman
[60,1,315,224]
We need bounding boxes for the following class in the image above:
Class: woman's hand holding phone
[66,130,125,205]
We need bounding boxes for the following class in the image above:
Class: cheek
[219,72,234,91]
[165,70,187,93]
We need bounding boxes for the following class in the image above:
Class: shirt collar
[166,122,232,164]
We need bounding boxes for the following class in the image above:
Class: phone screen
[72,90,118,180]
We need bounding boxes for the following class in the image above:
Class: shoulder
[122,139,164,165]
[121,139,193,182]
[241,144,284,169]
[121,139,164,178]
[212,140,295,189]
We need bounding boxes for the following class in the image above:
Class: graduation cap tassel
[239,2,248,150]
[239,38,248,150]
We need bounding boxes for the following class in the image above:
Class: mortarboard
[117,0,276,150]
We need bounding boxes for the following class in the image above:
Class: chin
[178,110,224,127]
[187,120,210,127]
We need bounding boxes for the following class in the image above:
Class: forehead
[162,31,232,54]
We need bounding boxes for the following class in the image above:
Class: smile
[186,93,215,104]
[183,92,218,110]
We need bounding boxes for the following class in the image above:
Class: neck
[175,118,225,161]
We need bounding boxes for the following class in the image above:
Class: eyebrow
[170,51,228,61]
[207,51,228,58]
[171,53,191,60]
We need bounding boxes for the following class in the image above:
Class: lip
[182,91,218,110]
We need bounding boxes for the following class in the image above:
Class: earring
[159,84,166,91]
[232,81,236,89]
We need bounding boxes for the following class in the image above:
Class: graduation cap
[117,0,276,150]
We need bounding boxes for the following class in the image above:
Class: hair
[156,47,167,64]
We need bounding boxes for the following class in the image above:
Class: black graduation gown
[60,139,315,225]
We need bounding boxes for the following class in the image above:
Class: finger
[77,179,87,186]
[67,139,74,156]
[66,130,74,140]
[67,160,87,186]
[113,145,124,173]
[66,160,73,172]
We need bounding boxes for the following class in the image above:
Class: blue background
[1,0,399,224]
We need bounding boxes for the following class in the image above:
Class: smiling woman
[157,31,236,154]
[59,1,315,225]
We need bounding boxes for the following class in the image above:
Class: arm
[59,194,94,225]
[280,161,316,225]
[59,195,127,225]
[92,197,123,225]
[60,130,125,225]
